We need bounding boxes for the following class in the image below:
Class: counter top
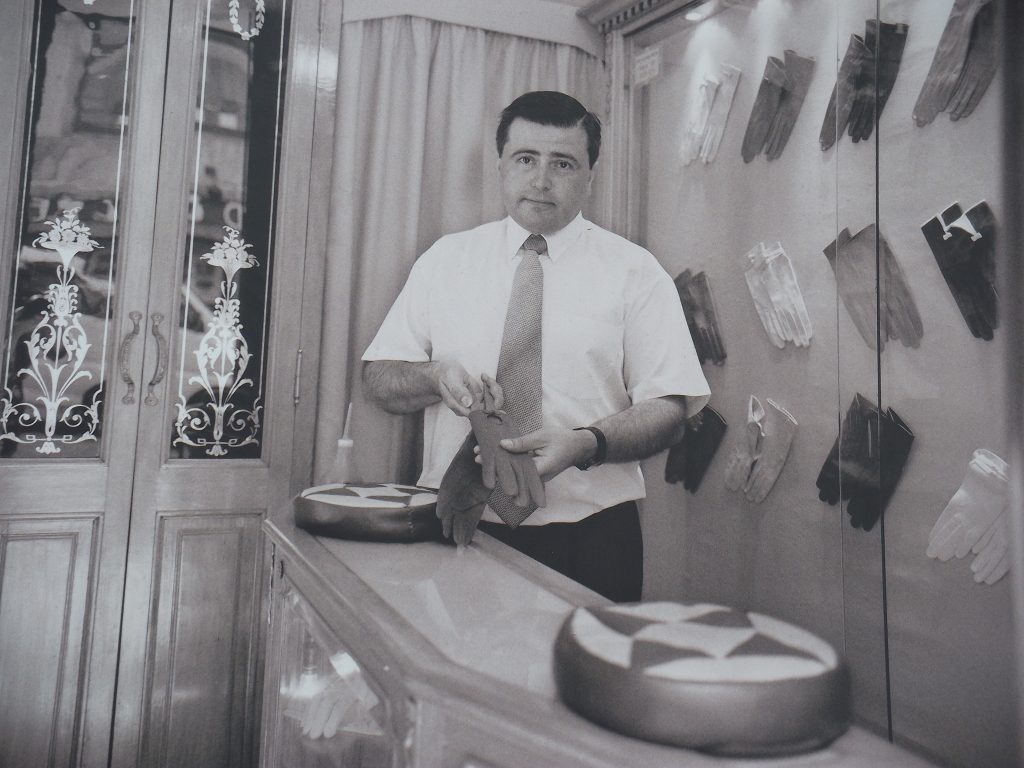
[265,516,939,768]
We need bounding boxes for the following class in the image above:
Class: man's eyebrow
[509,148,581,162]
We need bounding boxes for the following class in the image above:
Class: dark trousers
[478,501,642,603]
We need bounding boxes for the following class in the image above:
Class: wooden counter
[259,517,940,768]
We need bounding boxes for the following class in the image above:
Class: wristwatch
[573,426,607,471]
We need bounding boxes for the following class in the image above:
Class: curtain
[314,16,607,485]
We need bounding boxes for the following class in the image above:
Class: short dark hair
[496,91,602,168]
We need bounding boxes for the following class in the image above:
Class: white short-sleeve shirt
[363,214,710,525]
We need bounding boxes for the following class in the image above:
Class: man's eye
[557,161,572,170]
[517,156,533,165]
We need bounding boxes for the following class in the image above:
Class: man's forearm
[592,395,689,463]
[363,360,442,414]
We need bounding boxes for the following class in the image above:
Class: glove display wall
[599,1,1015,767]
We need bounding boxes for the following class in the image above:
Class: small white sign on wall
[633,45,662,87]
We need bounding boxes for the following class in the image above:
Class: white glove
[744,243,787,348]
[764,245,813,346]
[970,511,1009,585]
[724,396,765,491]
[681,75,720,166]
[744,398,798,503]
[700,64,742,163]
[927,449,1008,561]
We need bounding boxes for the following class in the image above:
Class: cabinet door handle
[144,312,168,406]
[118,310,143,404]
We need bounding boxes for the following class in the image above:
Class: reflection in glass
[170,0,286,459]
[274,587,392,768]
[1,1,135,458]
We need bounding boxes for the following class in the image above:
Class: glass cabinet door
[263,570,396,768]
[598,0,1018,765]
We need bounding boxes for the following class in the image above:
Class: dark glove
[878,227,924,348]
[921,201,998,339]
[947,0,998,121]
[848,20,909,143]
[674,269,727,365]
[846,408,914,531]
[823,226,879,350]
[436,433,492,546]
[741,56,787,163]
[820,34,869,151]
[665,406,727,493]
[764,49,816,160]
[470,399,545,522]
[913,0,990,127]
[817,393,876,505]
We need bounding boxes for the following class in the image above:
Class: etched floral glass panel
[1,0,137,459]
[170,0,286,459]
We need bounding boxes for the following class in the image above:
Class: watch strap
[573,426,607,470]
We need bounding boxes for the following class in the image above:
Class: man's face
[498,118,595,235]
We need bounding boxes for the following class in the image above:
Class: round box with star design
[554,601,850,756]
[294,482,443,542]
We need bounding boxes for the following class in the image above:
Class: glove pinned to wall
[970,510,1009,585]
[674,269,727,365]
[927,448,1008,563]
[743,242,813,348]
[820,34,869,151]
[665,406,727,493]
[699,63,742,164]
[921,201,998,340]
[913,0,994,127]
[724,395,765,492]
[845,407,914,531]
[743,52,814,162]
[743,399,798,503]
[763,50,816,160]
[847,19,909,143]
[816,393,876,506]
[680,75,720,166]
[823,225,923,350]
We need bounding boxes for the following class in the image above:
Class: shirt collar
[503,213,590,262]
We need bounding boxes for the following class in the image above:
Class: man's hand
[433,360,485,416]
[499,427,596,482]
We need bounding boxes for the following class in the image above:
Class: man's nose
[531,165,552,190]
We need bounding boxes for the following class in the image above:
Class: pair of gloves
[927,449,1010,585]
[674,269,727,365]
[816,393,914,532]
[664,406,728,493]
[820,19,910,149]
[921,200,997,340]
[823,225,923,350]
[743,241,813,348]
[435,390,545,546]
[742,50,816,162]
[722,396,798,503]
[914,0,999,126]
[680,64,743,165]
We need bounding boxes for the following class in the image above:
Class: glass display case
[584,1,1017,766]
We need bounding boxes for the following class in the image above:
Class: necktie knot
[523,234,548,255]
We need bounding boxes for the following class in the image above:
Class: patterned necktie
[489,234,546,526]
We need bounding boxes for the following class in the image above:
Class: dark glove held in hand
[470,407,546,511]
[665,406,727,492]
[436,433,493,546]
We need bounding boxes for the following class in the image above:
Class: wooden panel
[139,512,263,768]
[0,516,97,768]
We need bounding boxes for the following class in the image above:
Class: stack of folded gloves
[914,0,999,126]
[816,393,914,532]
[927,448,1010,585]
[823,225,923,350]
[743,241,813,349]
[820,18,909,150]
[674,268,727,365]
[664,406,728,493]
[741,50,815,162]
[723,395,798,503]
[680,63,742,165]
[921,200,997,340]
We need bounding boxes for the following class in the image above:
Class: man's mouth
[523,198,554,206]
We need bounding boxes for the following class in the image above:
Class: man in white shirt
[363,91,709,601]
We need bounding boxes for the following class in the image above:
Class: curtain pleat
[315,16,607,485]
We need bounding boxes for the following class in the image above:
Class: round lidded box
[554,601,850,757]
[293,482,443,542]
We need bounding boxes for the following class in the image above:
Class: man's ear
[586,161,597,193]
